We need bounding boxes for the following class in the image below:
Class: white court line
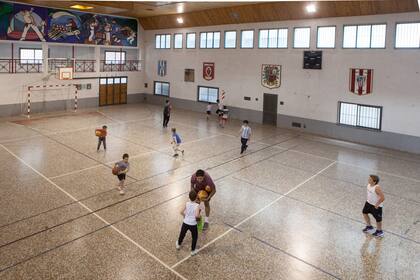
[0,143,188,280]
[289,149,420,183]
[171,161,337,269]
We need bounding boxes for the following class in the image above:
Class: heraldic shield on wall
[0,1,138,46]
[261,64,281,89]
[349,68,373,96]
[203,62,215,81]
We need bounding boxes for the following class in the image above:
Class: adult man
[163,99,171,128]
[190,169,216,230]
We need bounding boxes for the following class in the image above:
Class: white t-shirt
[183,201,200,225]
[367,184,383,207]
[206,104,212,112]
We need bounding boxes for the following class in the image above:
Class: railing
[74,60,96,72]
[48,58,74,73]
[100,60,141,72]
[0,59,43,73]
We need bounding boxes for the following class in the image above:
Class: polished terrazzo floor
[0,104,419,280]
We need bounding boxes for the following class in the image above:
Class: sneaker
[191,249,199,256]
[173,154,179,157]
[362,225,374,233]
[119,189,125,195]
[175,241,181,250]
[372,230,384,237]
[203,222,209,231]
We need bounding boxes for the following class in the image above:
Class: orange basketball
[205,185,212,193]
[112,166,119,175]
[198,190,208,201]
[95,129,102,137]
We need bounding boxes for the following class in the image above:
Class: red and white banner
[203,62,215,81]
[349,68,373,95]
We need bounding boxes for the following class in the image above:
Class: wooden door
[106,78,114,105]
[113,77,121,104]
[120,77,127,104]
[99,78,107,106]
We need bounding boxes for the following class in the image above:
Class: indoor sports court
[0,1,419,279]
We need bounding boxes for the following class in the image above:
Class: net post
[27,87,31,118]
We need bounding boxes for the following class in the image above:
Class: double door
[99,76,127,106]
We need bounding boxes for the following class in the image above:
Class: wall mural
[0,1,137,46]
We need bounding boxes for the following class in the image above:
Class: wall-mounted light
[177,17,184,24]
[70,4,93,10]
[306,4,316,13]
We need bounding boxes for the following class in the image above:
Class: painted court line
[0,143,188,280]
[171,161,337,269]
[289,149,420,183]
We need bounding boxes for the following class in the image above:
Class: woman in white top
[176,190,201,255]
[362,175,385,237]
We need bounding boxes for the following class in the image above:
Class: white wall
[143,12,420,138]
[0,23,145,110]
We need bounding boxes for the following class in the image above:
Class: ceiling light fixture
[177,17,184,24]
[70,4,93,10]
[306,4,316,13]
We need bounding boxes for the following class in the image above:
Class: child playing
[362,175,385,237]
[114,153,130,195]
[239,120,252,154]
[221,105,229,128]
[171,128,184,157]
[206,102,212,121]
[176,190,201,256]
[96,125,107,151]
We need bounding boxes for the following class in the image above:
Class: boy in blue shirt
[171,128,184,157]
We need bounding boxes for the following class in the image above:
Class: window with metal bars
[338,102,382,130]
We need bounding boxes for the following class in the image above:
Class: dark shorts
[362,201,383,222]
[117,173,126,181]
[206,111,211,115]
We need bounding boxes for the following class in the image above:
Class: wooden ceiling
[13,1,420,30]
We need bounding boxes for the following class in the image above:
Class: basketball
[198,190,208,201]
[205,185,212,193]
[95,129,102,137]
[112,166,119,175]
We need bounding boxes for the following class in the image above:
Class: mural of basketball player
[20,8,46,41]
[121,26,136,45]
[103,22,111,45]
[87,16,98,43]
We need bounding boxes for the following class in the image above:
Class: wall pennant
[203,62,215,81]
[158,60,167,76]
[349,68,373,95]
[261,64,281,89]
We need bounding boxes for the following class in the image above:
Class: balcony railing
[75,60,96,72]
[48,58,96,73]
[0,59,43,73]
[100,60,141,72]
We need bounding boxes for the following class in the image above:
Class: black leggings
[178,223,198,251]
[97,137,106,150]
[163,114,170,127]
[241,137,248,154]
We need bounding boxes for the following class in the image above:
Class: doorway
[99,76,127,106]
[263,93,278,126]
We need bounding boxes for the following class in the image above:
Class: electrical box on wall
[244,96,251,101]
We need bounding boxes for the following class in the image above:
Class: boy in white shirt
[176,190,201,256]
[362,175,385,237]
[239,120,252,154]
[206,102,212,121]
[171,128,184,157]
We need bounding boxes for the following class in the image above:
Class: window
[198,86,219,103]
[343,24,386,48]
[259,28,288,48]
[174,33,183,49]
[293,27,311,48]
[241,30,254,48]
[154,81,170,96]
[186,33,196,49]
[155,34,171,49]
[338,102,382,130]
[104,51,126,65]
[200,32,220,48]
[317,26,336,48]
[395,22,420,48]
[20,48,42,64]
[224,31,237,48]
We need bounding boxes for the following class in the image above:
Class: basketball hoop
[57,67,74,80]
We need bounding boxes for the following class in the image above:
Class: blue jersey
[172,133,181,144]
